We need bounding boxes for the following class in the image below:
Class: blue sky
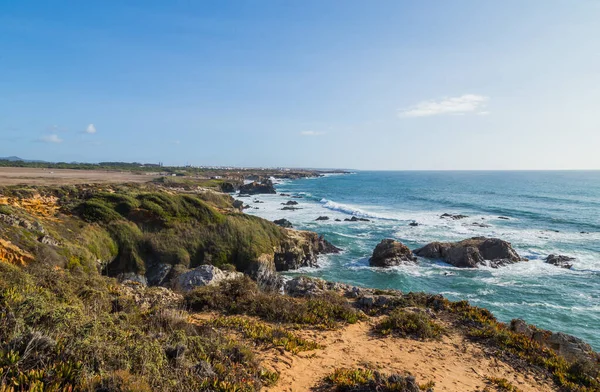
[1,1,599,169]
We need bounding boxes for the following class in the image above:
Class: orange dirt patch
[0,239,34,266]
[261,319,556,392]
[0,194,59,218]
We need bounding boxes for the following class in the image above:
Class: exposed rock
[219,182,236,193]
[118,272,148,286]
[38,235,60,247]
[118,280,184,310]
[344,216,370,222]
[273,218,293,228]
[247,254,284,292]
[369,239,417,267]
[409,222,419,227]
[291,195,303,199]
[232,200,244,210]
[285,276,356,297]
[440,213,469,220]
[253,200,264,203]
[145,262,173,286]
[316,216,329,221]
[274,231,341,271]
[239,180,276,195]
[175,265,243,292]
[414,237,525,268]
[281,206,301,211]
[471,222,490,228]
[510,319,597,363]
[335,218,341,222]
[498,216,510,220]
[281,200,298,206]
[545,254,575,269]
[242,204,251,210]
[279,193,290,197]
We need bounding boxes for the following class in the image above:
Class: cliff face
[0,184,339,289]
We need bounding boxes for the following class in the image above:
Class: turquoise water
[243,171,600,350]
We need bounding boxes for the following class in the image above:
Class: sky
[1,1,599,170]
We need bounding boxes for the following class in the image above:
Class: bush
[324,368,424,392]
[186,277,362,328]
[375,309,444,340]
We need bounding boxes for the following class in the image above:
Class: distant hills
[0,156,46,163]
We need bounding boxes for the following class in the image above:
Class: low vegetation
[324,368,431,392]
[375,309,444,340]
[186,277,363,329]
[484,376,522,392]
[210,316,323,354]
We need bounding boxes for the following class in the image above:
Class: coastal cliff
[0,183,598,391]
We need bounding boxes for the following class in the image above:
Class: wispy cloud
[39,134,63,143]
[398,94,489,118]
[85,124,97,134]
[300,131,324,136]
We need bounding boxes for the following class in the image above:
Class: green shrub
[324,368,425,391]
[186,277,362,328]
[79,199,123,223]
[375,309,444,340]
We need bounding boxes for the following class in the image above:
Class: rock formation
[369,239,417,267]
[545,254,575,269]
[414,237,525,268]
[239,180,276,195]
[175,265,243,292]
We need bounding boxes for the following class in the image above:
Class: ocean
[241,171,600,350]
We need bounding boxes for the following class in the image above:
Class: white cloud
[300,131,324,136]
[398,94,489,118]
[39,134,63,143]
[85,124,97,134]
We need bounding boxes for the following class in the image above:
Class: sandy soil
[262,319,556,392]
[0,167,159,185]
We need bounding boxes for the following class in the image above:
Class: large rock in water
[369,239,416,267]
[414,237,525,268]
[239,180,276,195]
[175,265,243,292]
[545,254,575,269]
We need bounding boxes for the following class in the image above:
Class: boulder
[281,200,298,206]
[344,216,370,222]
[440,213,468,220]
[232,200,244,210]
[409,222,419,227]
[414,237,525,268]
[315,216,329,221]
[335,218,341,222]
[545,254,575,269]
[239,180,276,195]
[175,265,243,292]
[281,206,301,211]
[369,239,417,267]
[273,218,293,228]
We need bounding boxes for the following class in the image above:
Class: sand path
[262,320,556,392]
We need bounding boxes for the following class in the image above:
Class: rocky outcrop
[510,319,598,364]
[232,200,244,210]
[369,239,417,267]
[284,276,359,297]
[239,180,276,195]
[118,280,183,310]
[414,237,525,268]
[545,254,575,269]
[440,213,469,220]
[273,218,293,228]
[281,201,298,206]
[175,265,243,292]
[274,230,341,271]
[219,182,236,193]
[409,222,419,227]
[315,216,329,221]
[281,206,301,211]
[344,216,370,222]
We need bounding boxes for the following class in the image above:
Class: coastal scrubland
[0,180,598,391]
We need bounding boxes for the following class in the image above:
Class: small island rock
[369,239,417,267]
